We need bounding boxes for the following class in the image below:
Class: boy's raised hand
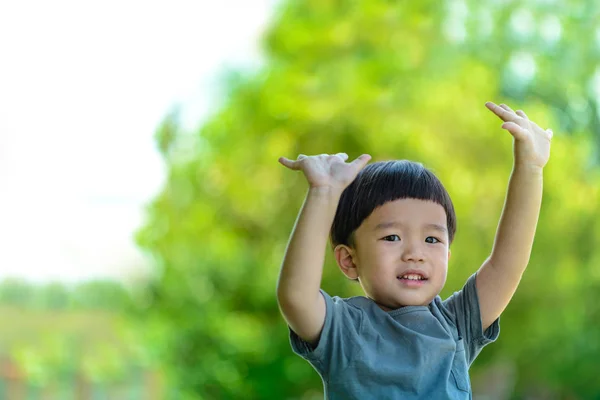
[476,102,552,330]
[279,153,371,190]
[485,102,552,169]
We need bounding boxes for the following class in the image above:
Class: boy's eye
[383,235,400,242]
[425,236,440,244]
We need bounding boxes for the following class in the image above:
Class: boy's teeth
[402,274,423,280]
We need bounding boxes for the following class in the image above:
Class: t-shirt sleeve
[442,272,500,365]
[289,289,362,376]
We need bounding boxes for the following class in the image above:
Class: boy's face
[337,198,450,310]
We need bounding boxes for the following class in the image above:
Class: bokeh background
[2,0,600,399]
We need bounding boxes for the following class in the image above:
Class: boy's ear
[334,244,359,280]
[448,249,451,261]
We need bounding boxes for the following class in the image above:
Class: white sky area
[0,1,274,283]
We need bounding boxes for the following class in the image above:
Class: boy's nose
[401,243,425,263]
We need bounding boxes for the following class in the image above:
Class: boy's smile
[397,269,428,287]
[336,198,451,310]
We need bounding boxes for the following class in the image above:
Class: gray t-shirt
[290,273,500,399]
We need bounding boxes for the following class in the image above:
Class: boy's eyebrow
[373,222,402,231]
[373,221,448,233]
[425,223,448,233]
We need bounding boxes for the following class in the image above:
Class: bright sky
[0,1,273,283]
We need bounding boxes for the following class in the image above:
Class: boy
[276,102,552,399]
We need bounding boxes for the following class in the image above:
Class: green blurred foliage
[138,0,600,398]
[0,279,156,392]
[0,278,133,311]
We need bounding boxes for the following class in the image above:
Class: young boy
[276,102,552,399]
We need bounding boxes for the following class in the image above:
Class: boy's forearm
[277,187,343,302]
[488,165,543,275]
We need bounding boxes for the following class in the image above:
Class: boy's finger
[516,110,528,119]
[485,102,519,123]
[499,103,516,114]
[335,153,349,161]
[278,157,300,170]
[501,122,528,141]
[349,154,372,169]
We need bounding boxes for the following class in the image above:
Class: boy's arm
[277,187,341,345]
[476,103,552,330]
[276,153,370,346]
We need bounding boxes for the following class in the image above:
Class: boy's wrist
[513,163,544,177]
[308,185,345,198]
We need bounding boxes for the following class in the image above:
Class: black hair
[330,160,456,247]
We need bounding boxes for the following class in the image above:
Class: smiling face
[335,198,451,310]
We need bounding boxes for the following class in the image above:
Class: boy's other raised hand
[279,153,371,190]
[485,102,552,169]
